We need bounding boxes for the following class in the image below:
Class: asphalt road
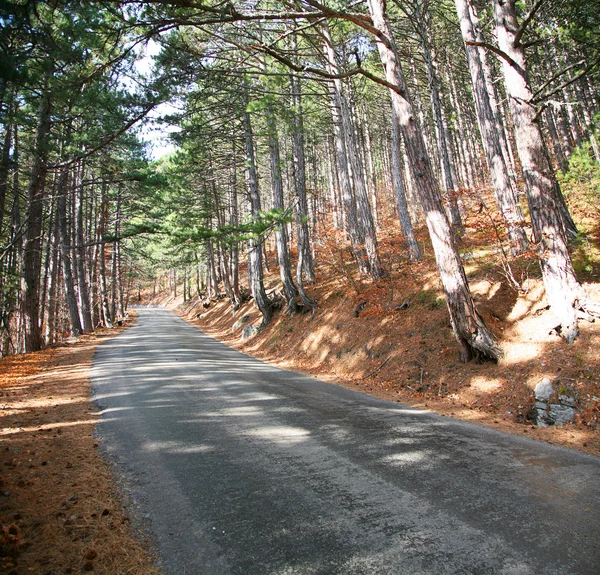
[91,308,600,574]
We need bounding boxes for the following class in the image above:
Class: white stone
[534,378,554,402]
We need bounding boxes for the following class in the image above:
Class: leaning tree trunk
[455,0,529,255]
[493,0,598,342]
[367,0,502,362]
[243,100,272,326]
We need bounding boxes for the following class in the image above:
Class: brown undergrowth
[173,208,600,459]
[0,313,161,575]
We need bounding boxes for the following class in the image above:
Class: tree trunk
[367,0,502,362]
[22,88,52,352]
[416,5,463,233]
[57,168,82,337]
[243,98,272,326]
[229,151,241,307]
[362,108,379,232]
[98,182,113,328]
[265,103,298,312]
[493,0,598,342]
[74,162,93,332]
[455,0,529,255]
[390,97,422,261]
[44,205,60,344]
[0,121,11,238]
[322,26,384,279]
[290,70,316,285]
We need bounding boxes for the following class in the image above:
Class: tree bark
[57,168,82,337]
[74,162,93,332]
[416,4,463,233]
[322,25,384,279]
[98,182,113,329]
[0,121,11,238]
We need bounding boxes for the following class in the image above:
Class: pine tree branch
[464,40,523,75]
[49,104,157,169]
[532,58,599,104]
[255,43,404,96]
[514,0,545,47]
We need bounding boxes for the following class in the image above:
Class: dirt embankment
[172,268,600,459]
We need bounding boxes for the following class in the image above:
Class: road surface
[91,308,600,574]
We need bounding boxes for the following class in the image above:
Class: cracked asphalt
[91,308,600,574]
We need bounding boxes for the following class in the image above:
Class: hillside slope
[162,217,600,457]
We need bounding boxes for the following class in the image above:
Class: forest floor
[172,199,600,459]
[0,314,161,575]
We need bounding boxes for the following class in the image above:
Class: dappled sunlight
[141,439,215,455]
[300,323,338,357]
[381,450,432,468]
[502,342,544,365]
[216,406,265,417]
[506,281,547,324]
[470,376,502,393]
[0,418,98,436]
[93,390,137,402]
[243,425,311,445]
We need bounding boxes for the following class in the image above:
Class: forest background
[1,0,600,431]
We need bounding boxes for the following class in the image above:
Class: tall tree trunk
[322,26,384,279]
[455,0,529,255]
[22,88,52,352]
[243,97,272,326]
[416,4,463,233]
[56,168,82,337]
[265,103,298,312]
[390,107,422,260]
[361,108,380,232]
[229,151,241,307]
[290,70,316,285]
[0,121,11,238]
[44,204,60,344]
[367,0,502,362]
[74,162,93,332]
[493,0,598,342]
[98,182,113,328]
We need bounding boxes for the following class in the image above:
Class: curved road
[91,308,600,574]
